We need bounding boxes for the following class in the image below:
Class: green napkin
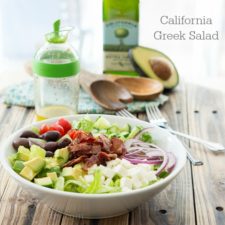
[4,80,168,114]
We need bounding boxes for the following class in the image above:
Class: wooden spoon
[80,70,133,111]
[90,80,133,110]
[114,77,164,101]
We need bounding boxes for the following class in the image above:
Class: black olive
[44,142,58,152]
[46,151,54,157]
[28,138,46,149]
[42,131,61,142]
[12,138,30,151]
[20,130,40,139]
[57,138,71,149]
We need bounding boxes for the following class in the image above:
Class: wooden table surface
[0,82,225,225]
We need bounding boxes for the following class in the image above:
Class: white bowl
[0,114,186,218]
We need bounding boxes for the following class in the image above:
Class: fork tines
[116,109,136,118]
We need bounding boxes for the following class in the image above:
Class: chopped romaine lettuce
[8,154,17,166]
[84,170,102,194]
[127,126,142,139]
[76,117,94,132]
[94,117,111,130]
[54,176,65,191]
[64,179,87,193]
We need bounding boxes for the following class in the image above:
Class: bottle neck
[103,0,139,21]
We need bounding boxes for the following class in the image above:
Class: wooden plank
[60,216,91,225]
[31,205,62,225]
[60,212,129,225]
[128,82,196,225]
[61,213,129,225]
[98,214,129,225]
[186,84,225,225]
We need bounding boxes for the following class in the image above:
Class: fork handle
[181,142,204,166]
[167,128,224,151]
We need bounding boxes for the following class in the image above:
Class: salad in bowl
[9,116,176,194]
[0,115,186,218]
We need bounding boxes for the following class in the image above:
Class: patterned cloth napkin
[3,80,168,114]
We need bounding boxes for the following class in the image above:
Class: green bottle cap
[45,19,71,43]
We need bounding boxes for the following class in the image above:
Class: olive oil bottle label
[104,51,134,71]
[103,19,138,73]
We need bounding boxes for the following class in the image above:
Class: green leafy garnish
[140,132,153,143]
[158,171,169,178]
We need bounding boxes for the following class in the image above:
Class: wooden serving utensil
[79,70,133,111]
[90,80,133,110]
[114,77,164,101]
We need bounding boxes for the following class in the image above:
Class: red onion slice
[124,157,163,165]
[155,150,169,176]
[165,152,176,173]
[124,139,176,176]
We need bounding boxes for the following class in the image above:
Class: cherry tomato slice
[40,124,50,135]
[49,123,65,136]
[57,118,72,133]
[68,129,81,140]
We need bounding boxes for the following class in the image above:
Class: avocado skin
[128,49,146,77]
[128,46,179,89]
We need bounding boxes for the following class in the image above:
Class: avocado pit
[149,58,172,81]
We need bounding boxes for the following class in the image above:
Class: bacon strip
[63,155,87,167]
[64,132,127,169]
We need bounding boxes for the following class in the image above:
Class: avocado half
[129,46,179,89]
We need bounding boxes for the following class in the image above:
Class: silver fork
[116,109,204,166]
[146,105,225,152]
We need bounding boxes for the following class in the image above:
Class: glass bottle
[33,20,80,120]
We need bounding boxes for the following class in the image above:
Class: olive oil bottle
[103,0,139,76]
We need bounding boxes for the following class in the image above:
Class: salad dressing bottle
[33,20,80,120]
[103,0,139,76]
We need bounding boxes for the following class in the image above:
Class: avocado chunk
[47,172,58,183]
[129,46,179,89]
[20,166,37,181]
[73,164,84,179]
[36,166,61,178]
[24,157,45,173]
[54,147,69,167]
[62,165,84,180]
[45,157,59,169]
[34,177,53,188]
[13,160,25,173]
[62,167,75,180]
[30,145,46,159]
[16,146,30,161]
